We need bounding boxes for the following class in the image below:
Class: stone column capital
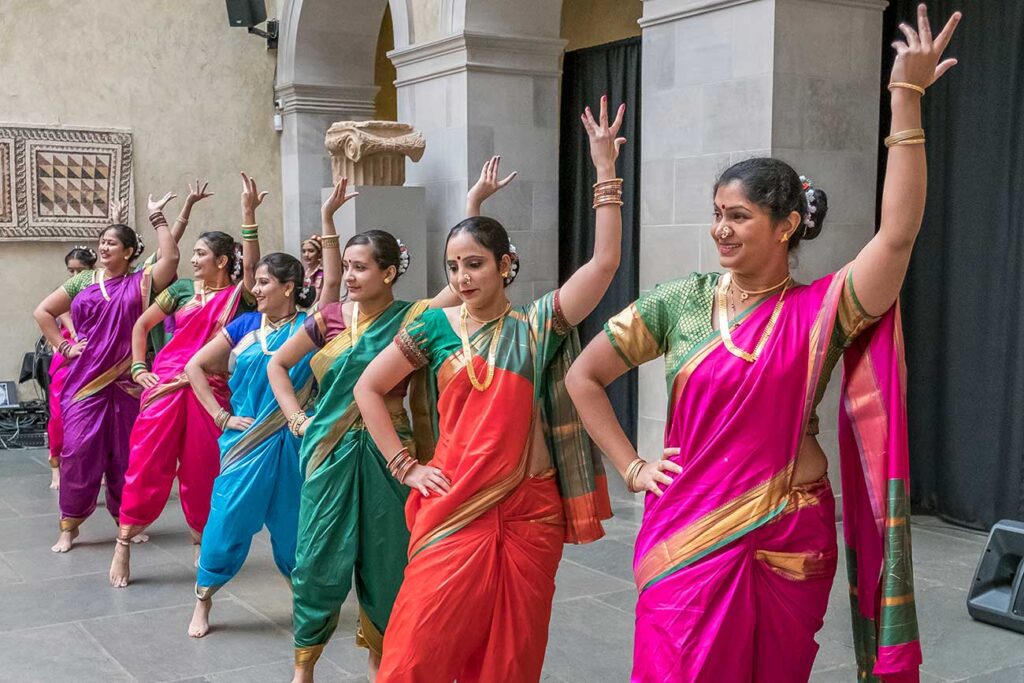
[640,0,888,28]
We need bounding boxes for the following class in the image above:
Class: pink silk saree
[628,269,919,682]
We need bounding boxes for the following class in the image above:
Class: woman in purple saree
[566,8,961,681]
[34,193,181,553]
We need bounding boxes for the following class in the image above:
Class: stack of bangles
[593,178,624,209]
[624,457,647,493]
[287,410,309,437]
[387,447,416,484]
[214,408,232,431]
[320,235,339,250]
[175,214,189,228]
[149,211,168,230]
[57,340,72,357]
[241,224,259,242]
[884,82,927,149]
[130,361,148,379]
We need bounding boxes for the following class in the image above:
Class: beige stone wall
[0,0,280,393]
[561,0,642,51]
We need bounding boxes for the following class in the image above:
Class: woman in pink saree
[566,9,961,681]
[110,177,264,587]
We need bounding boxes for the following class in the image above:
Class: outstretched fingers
[933,10,962,53]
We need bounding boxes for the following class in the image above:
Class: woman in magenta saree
[34,194,181,553]
[566,9,960,680]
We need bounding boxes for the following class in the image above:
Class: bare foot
[188,598,212,638]
[49,468,60,490]
[51,528,79,553]
[368,650,381,682]
[109,540,131,587]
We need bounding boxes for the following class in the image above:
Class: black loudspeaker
[967,519,1024,634]
[225,0,267,28]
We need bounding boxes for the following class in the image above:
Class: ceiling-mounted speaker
[226,0,267,28]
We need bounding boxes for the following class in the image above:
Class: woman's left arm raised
[852,5,961,315]
[558,96,626,326]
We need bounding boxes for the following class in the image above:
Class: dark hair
[197,231,242,282]
[100,223,144,261]
[257,253,317,308]
[445,216,520,286]
[714,158,829,251]
[65,246,97,269]
[344,229,406,282]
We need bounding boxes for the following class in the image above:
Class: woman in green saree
[268,163,515,683]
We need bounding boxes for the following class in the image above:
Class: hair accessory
[506,242,520,283]
[396,238,411,275]
[231,243,243,282]
[135,232,145,257]
[304,235,323,254]
[799,175,817,234]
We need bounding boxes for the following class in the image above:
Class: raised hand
[240,172,268,215]
[581,95,626,176]
[185,179,214,206]
[321,177,359,217]
[891,4,961,89]
[468,156,517,208]
[147,192,177,215]
[110,198,129,224]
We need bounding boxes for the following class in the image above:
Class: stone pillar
[637,0,888,496]
[276,84,378,255]
[388,32,566,304]
[324,185,429,301]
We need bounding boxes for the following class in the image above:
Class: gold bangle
[175,216,189,225]
[888,82,926,96]
[240,223,258,229]
[624,458,646,493]
[888,138,926,147]
[321,235,339,249]
[593,178,624,188]
[593,197,624,210]
[884,128,926,148]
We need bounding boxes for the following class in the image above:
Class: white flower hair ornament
[506,242,520,283]
[799,175,817,233]
[396,238,411,275]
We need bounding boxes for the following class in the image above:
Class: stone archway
[275,0,411,251]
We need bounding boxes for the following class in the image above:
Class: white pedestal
[321,185,429,300]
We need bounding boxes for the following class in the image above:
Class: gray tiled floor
[0,447,1018,682]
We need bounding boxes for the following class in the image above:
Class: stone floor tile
[561,537,636,582]
[543,597,634,681]
[81,600,289,682]
[0,622,133,683]
[0,561,194,632]
[204,657,355,682]
[553,559,634,603]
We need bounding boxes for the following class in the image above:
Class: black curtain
[884,1,1024,529]
[559,37,642,445]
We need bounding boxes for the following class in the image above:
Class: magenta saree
[606,269,919,682]
[119,282,247,537]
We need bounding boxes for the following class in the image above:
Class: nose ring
[718,225,733,239]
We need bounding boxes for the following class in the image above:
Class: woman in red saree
[354,96,627,682]
[566,8,961,681]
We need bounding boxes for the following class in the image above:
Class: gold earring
[780,231,791,243]
[501,271,509,279]
[384,277,392,284]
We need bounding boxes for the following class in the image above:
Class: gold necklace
[259,312,299,356]
[199,281,231,307]
[458,302,511,391]
[731,273,791,301]
[717,272,790,363]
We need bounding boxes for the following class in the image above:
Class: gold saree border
[356,606,385,656]
[59,516,85,532]
[294,644,325,668]
[222,378,314,470]
[72,357,131,402]
[635,461,795,590]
